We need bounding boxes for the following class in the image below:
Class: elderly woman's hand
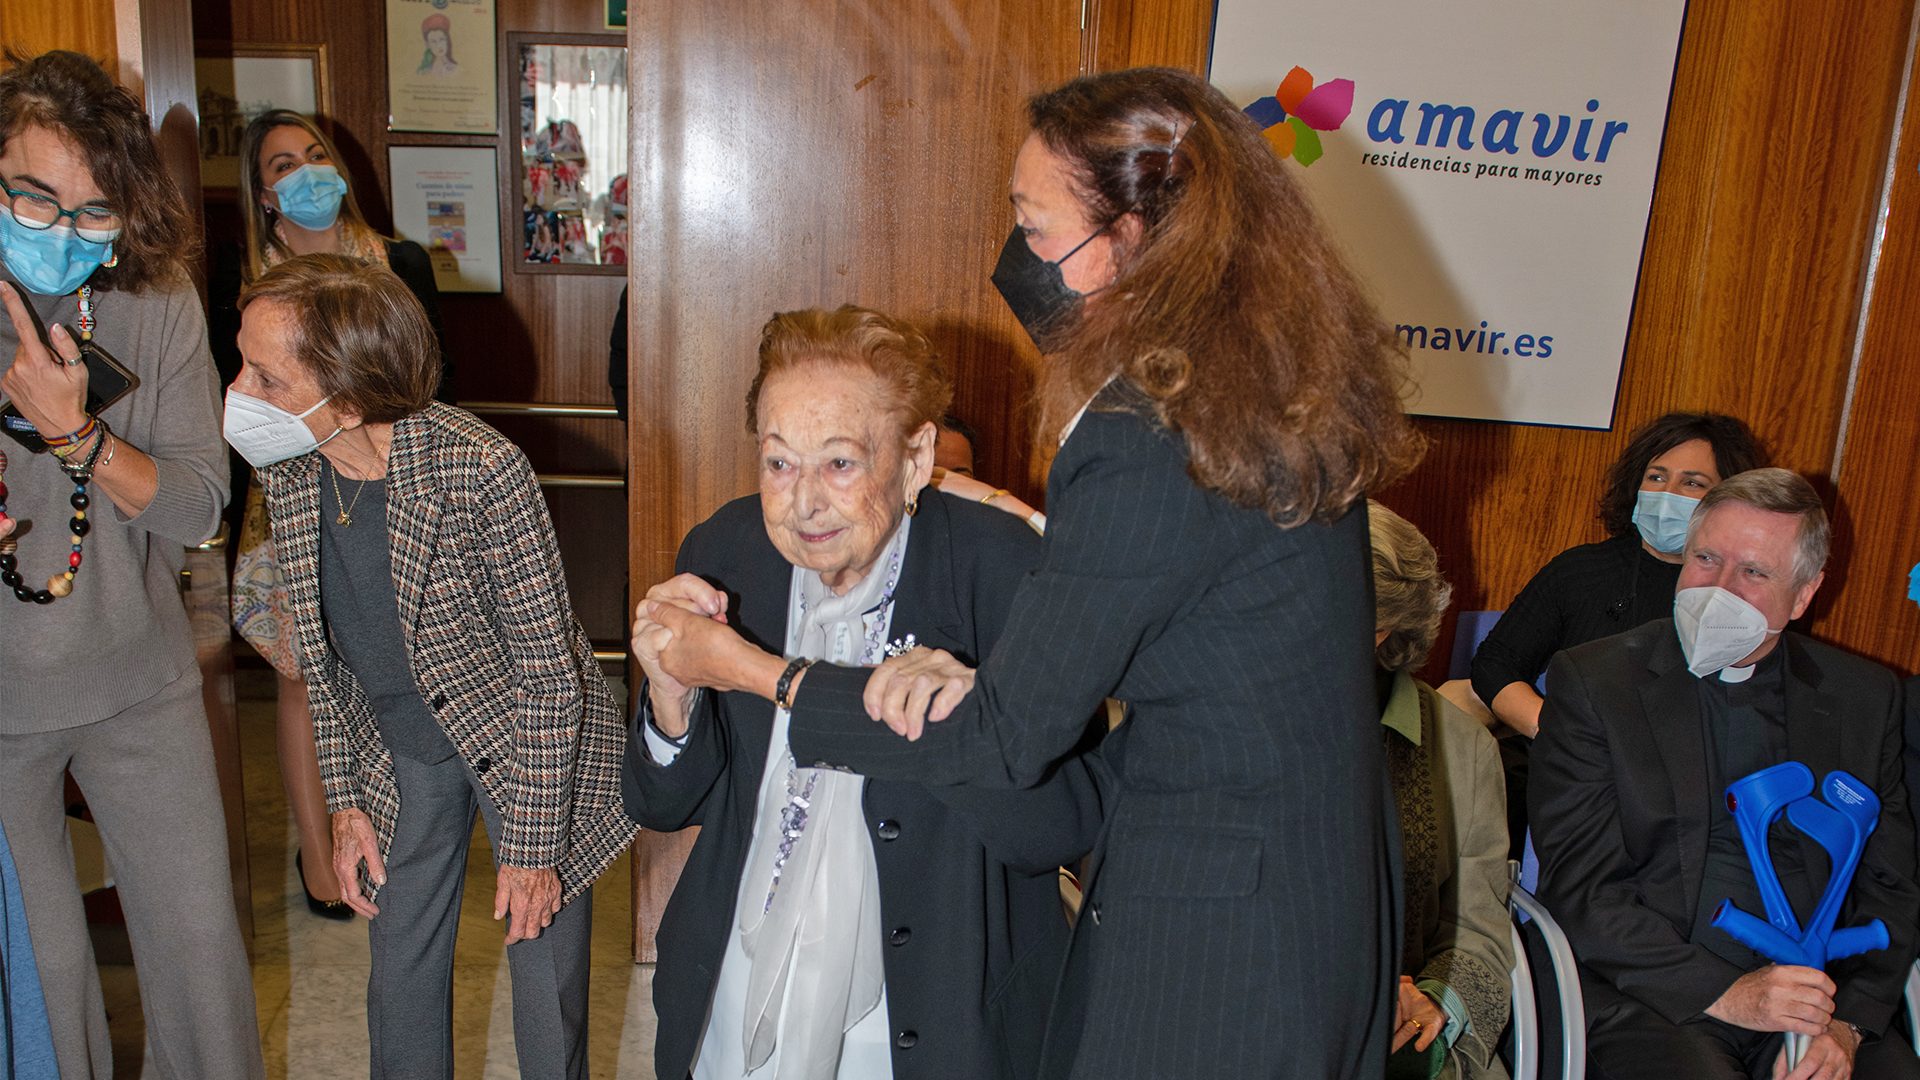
[646,572,731,623]
[864,647,977,740]
[1392,975,1445,1054]
[496,865,563,944]
[646,593,785,701]
[632,574,731,737]
[331,808,386,919]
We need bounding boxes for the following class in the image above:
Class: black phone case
[0,340,139,454]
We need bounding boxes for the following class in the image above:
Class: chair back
[1448,611,1506,682]
[1506,861,1586,1080]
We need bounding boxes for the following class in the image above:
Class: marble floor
[96,668,661,1079]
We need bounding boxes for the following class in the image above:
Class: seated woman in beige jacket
[1370,501,1515,1080]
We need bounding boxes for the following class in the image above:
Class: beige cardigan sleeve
[1419,682,1515,1079]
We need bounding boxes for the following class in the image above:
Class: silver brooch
[884,634,919,658]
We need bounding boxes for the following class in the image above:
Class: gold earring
[905,493,919,516]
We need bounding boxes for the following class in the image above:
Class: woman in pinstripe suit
[649,68,1428,1079]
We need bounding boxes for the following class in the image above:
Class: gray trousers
[0,669,265,1080]
[368,751,592,1080]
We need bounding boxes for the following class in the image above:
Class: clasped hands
[1706,964,1859,1080]
[632,573,977,738]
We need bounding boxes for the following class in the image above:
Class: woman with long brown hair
[642,67,1425,1078]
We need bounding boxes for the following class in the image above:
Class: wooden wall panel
[623,0,1082,961]
[1816,24,1920,677]
[625,0,1082,587]
[1082,0,1214,80]
[0,0,119,76]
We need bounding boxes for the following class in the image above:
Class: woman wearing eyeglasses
[0,51,263,1079]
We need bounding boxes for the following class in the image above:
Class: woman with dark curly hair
[1469,411,1763,851]
[0,50,261,1078]
[646,66,1426,1079]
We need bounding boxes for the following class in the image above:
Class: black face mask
[990,225,1100,351]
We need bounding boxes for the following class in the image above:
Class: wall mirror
[504,32,628,275]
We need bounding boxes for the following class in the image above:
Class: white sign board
[1211,0,1687,428]
[388,146,503,294]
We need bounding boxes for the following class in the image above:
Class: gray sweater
[0,270,227,732]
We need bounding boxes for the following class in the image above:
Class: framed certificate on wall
[388,145,503,293]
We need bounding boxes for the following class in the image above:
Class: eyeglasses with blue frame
[2,186,121,240]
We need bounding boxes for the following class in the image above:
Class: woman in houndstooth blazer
[233,254,635,1080]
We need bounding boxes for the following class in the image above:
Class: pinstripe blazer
[791,381,1401,1079]
[260,402,635,902]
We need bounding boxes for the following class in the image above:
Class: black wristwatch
[775,657,814,711]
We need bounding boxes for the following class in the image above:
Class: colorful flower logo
[1243,66,1354,167]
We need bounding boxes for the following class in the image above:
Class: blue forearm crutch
[1710,764,1888,1069]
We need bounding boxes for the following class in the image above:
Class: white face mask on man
[1673,585,1781,679]
[222,389,341,467]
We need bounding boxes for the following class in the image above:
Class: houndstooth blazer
[260,402,635,902]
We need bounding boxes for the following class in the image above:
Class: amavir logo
[1367,97,1630,163]
[1243,66,1354,167]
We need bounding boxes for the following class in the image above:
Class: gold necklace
[329,461,370,526]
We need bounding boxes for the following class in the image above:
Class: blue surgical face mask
[1633,488,1700,554]
[0,211,116,296]
[271,164,348,231]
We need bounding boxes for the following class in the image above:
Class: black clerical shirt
[1689,647,1827,971]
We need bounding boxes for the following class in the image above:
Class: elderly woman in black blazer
[624,305,1103,1080]
[229,254,636,1080]
[647,68,1428,1079]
